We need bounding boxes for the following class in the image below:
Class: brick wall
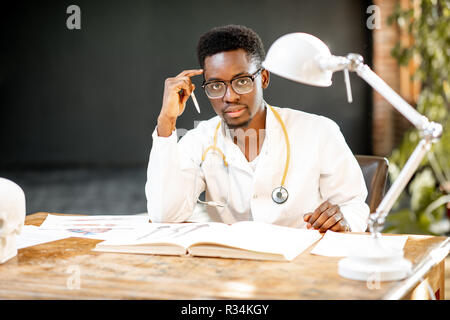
[372,0,415,156]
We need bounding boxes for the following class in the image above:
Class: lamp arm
[319,54,443,237]
[345,54,442,141]
[347,56,443,236]
[320,54,434,131]
[368,138,431,237]
[354,62,428,130]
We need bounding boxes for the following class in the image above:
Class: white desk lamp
[262,33,443,281]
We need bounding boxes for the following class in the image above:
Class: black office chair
[355,155,389,214]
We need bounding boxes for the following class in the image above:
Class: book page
[96,222,231,249]
[189,221,323,260]
[310,231,409,257]
[95,221,322,260]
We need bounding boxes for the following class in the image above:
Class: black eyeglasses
[202,68,262,99]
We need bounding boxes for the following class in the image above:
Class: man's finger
[176,69,204,78]
[180,85,196,106]
[303,213,311,222]
[312,205,339,230]
[308,201,331,226]
[174,78,194,96]
[319,212,343,232]
[178,80,195,97]
[330,220,347,232]
[168,77,193,94]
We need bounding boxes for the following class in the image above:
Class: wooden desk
[0,212,448,300]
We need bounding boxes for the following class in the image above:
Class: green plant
[383,0,450,235]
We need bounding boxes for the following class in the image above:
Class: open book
[94,221,322,261]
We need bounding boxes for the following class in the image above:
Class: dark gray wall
[0,0,373,168]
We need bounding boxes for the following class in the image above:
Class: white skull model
[0,178,26,263]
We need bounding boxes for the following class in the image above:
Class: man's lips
[223,106,246,118]
[223,105,246,114]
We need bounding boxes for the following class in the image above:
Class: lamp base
[337,237,412,282]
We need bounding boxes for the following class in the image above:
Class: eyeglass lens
[205,76,254,98]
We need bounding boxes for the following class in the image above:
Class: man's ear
[261,69,270,89]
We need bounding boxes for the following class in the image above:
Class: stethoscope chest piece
[272,186,289,204]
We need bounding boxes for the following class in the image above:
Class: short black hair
[196,24,265,69]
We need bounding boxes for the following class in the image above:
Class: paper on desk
[16,225,71,249]
[38,214,150,240]
[310,231,409,257]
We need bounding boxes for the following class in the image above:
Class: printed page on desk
[38,214,150,240]
[94,221,323,261]
[310,231,409,257]
[16,225,71,249]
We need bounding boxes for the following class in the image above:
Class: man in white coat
[146,25,370,232]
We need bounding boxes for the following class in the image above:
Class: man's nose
[222,82,240,102]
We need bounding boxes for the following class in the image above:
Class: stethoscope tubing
[199,103,291,206]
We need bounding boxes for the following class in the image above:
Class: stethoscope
[198,104,290,207]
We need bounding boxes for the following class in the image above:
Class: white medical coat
[145,106,370,232]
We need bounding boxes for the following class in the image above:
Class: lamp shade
[262,33,333,87]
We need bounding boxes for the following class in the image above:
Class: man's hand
[303,201,350,232]
[157,69,204,137]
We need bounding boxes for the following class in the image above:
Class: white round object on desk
[0,178,26,264]
[338,236,412,282]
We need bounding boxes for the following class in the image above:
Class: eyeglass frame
[201,68,263,99]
